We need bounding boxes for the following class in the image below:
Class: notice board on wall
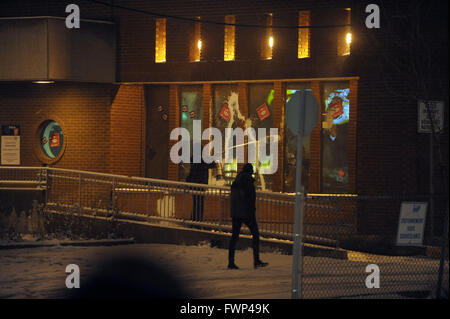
[1,136,20,165]
[1,125,20,165]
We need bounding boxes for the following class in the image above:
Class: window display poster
[2,125,20,136]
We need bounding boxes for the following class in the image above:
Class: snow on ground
[0,242,447,299]
[0,243,293,299]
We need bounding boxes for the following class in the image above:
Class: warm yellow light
[32,81,54,84]
[268,36,274,48]
[346,32,352,44]
[197,40,202,50]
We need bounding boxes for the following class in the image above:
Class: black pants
[228,217,260,264]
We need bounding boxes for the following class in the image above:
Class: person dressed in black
[186,157,216,222]
[228,163,268,269]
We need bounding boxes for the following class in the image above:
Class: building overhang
[0,16,116,83]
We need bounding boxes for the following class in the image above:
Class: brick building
[0,0,448,238]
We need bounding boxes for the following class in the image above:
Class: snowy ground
[0,242,447,299]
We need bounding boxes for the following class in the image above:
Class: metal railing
[0,166,448,298]
[0,166,357,244]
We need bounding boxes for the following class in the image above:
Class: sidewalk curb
[0,239,135,250]
[50,211,350,259]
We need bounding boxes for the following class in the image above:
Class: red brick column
[203,84,212,145]
[309,81,322,193]
[110,84,146,177]
[167,84,180,181]
[237,83,248,173]
[272,81,284,192]
[348,79,358,194]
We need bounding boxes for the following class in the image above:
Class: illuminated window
[248,83,275,191]
[179,86,203,181]
[298,11,310,59]
[212,84,239,185]
[321,82,350,193]
[337,9,351,56]
[224,15,236,61]
[261,13,273,60]
[155,18,166,63]
[190,18,202,62]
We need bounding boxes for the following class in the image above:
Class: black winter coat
[230,171,256,219]
[187,161,216,184]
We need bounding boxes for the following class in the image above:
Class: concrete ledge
[40,210,348,259]
[425,245,448,260]
[0,239,135,250]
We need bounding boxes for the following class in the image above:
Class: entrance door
[145,86,169,179]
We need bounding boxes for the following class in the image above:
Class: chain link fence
[0,166,448,298]
[300,194,448,299]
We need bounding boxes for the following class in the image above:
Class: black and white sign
[418,100,444,133]
[396,202,427,246]
[1,135,20,165]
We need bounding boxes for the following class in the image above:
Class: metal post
[44,168,48,207]
[436,202,449,299]
[78,174,82,216]
[335,198,341,249]
[183,187,186,224]
[429,132,435,239]
[147,182,151,220]
[292,90,306,299]
[112,177,116,216]
[425,101,435,239]
[218,189,222,226]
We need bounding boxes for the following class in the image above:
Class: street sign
[286,90,319,137]
[418,100,444,133]
[396,202,427,246]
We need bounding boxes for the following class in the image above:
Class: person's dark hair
[243,163,253,174]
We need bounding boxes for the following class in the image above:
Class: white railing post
[78,173,82,216]
[218,189,222,226]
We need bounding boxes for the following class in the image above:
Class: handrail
[0,165,366,245]
[0,166,303,198]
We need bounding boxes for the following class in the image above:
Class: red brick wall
[167,85,180,181]
[1,0,448,239]
[272,81,284,192]
[0,82,112,172]
[109,84,146,176]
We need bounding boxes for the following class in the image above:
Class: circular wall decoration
[34,119,67,164]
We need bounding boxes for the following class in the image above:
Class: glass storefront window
[40,120,64,159]
[248,83,275,191]
[179,85,203,181]
[321,82,350,193]
[212,84,239,185]
[283,83,311,193]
